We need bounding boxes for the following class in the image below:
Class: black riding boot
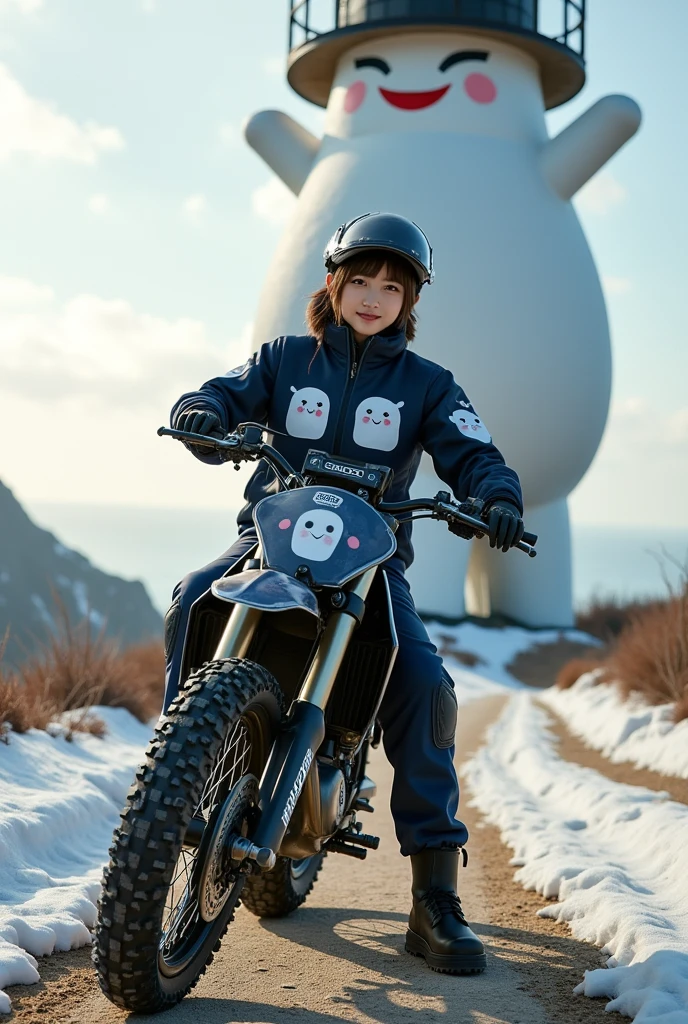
[405,847,486,974]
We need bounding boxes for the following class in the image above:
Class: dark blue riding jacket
[171,323,523,569]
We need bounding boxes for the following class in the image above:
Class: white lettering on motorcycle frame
[281,747,314,827]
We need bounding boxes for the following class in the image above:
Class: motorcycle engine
[278,758,347,859]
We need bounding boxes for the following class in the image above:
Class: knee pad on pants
[164,598,182,662]
[432,676,458,749]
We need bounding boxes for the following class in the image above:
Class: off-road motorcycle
[93,422,537,1013]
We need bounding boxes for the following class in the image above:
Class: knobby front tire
[93,658,283,1014]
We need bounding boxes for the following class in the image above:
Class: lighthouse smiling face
[324,32,547,144]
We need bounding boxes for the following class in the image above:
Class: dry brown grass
[555,658,609,690]
[563,559,688,723]
[575,594,666,643]
[0,610,164,738]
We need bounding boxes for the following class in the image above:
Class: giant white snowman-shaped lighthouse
[244,0,641,627]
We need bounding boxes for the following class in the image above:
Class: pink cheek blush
[344,80,367,114]
[297,406,304,413]
[362,416,370,424]
[461,425,469,431]
[348,536,360,549]
[278,518,291,530]
[464,73,497,104]
[300,529,310,538]
[323,535,333,546]
[384,419,391,426]
[315,409,322,417]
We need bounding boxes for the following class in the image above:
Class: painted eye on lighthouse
[301,399,307,406]
[305,520,314,529]
[354,56,391,75]
[439,50,490,72]
[317,402,323,407]
[326,525,335,533]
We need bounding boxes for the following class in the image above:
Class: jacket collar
[323,321,407,365]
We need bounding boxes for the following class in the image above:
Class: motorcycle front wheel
[93,658,282,1014]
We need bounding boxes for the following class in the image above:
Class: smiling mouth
[306,408,315,414]
[357,312,380,321]
[371,418,382,425]
[310,532,324,539]
[379,84,451,110]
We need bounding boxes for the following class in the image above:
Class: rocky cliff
[0,480,163,666]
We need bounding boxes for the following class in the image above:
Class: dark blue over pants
[163,531,468,856]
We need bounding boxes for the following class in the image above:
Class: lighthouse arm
[540,94,642,201]
[243,110,321,196]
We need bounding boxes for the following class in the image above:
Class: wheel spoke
[159,713,255,965]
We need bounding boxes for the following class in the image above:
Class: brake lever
[436,500,538,558]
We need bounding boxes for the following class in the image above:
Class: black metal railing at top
[288,0,586,60]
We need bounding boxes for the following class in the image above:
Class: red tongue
[379,84,451,110]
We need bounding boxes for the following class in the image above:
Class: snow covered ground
[424,619,594,701]
[0,708,151,1013]
[542,670,688,779]
[1,621,686,1021]
[464,693,688,1023]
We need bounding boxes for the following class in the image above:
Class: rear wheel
[93,658,282,1014]
[242,851,325,918]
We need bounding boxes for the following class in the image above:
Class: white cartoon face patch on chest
[288,509,344,562]
[353,396,404,451]
[449,403,491,443]
[286,386,330,439]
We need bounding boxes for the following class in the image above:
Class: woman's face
[329,264,407,342]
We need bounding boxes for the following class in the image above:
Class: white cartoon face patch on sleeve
[353,396,404,451]
[286,509,345,562]
[449,403,492,443]
[286,386,330,439]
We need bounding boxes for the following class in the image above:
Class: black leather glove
[173,408,224,446]
[484,500,525,552]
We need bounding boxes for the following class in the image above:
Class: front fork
[211,548,378,863]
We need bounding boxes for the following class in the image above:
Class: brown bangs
[305,250,419,345]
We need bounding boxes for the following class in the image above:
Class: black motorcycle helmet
[323,212,434,290]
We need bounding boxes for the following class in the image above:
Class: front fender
[211,569,320,618]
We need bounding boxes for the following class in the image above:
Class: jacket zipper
[332,331,372,454]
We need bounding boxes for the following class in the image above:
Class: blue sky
[0,0,686,528]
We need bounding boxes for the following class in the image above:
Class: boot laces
[421,888,468,929]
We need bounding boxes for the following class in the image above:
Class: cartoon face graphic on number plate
[353,396,404,451]
[449,407,492,443]
[285,509,345,562]
[285,386,330,439]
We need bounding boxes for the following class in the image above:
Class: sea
[25,501,688,618]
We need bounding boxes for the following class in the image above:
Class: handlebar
[158,425,537,558]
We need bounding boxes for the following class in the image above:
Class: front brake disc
[196,774,259,922]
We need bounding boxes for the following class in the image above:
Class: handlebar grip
[522,530,538,547]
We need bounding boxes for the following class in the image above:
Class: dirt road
[8,695,623,1024]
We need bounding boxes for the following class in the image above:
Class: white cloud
[251,177,296,226]
[0,62,125,163]
[570,396,688,527]
[576,171,628,215]
[0,279,255,508]
[182,193,207,222]
[87,193,110,214]
[0,285,241,409]
[0,0,42,12]
[602,275,631,296]
[0,274,53,306]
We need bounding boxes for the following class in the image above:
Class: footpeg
[346,831,380,850]
[227,835,276,870]
[327,840,367,860]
